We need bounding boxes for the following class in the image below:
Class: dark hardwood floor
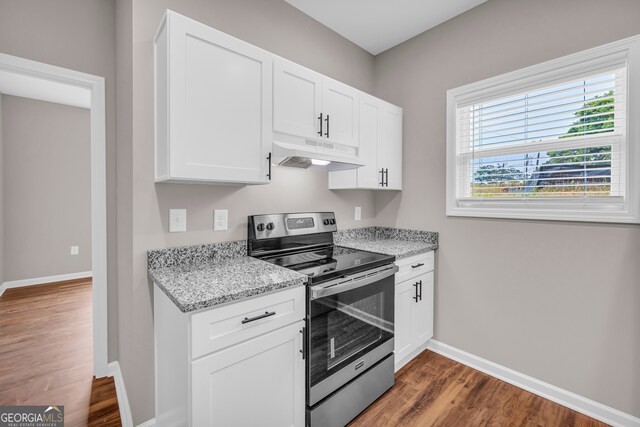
[351,350,608,427]
[0,279,121,426]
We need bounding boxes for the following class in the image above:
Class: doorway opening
[0,53,108,379]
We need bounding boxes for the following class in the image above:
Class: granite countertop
[337,239,437,259]
[147,226,438,312]
[334,227,438,259]
[147,242,307,313]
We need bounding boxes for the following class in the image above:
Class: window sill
[447,201,639,224]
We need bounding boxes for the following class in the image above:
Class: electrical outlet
[169,209,187,232]
[214,209,228,231]
[355,206,362,221]
[70,246,79,255]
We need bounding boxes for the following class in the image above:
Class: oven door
[307,264,398,406]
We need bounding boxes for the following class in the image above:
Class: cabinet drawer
[191,286,305,359]
[395,251,434,284]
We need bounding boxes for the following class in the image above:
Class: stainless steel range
[247,212,397,427]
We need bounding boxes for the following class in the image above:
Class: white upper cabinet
[273,59,322,140]
[354,95,383,188]
[273,58,359,158]
[322,79,359,147]
[328,97,403,190]
[155,11,273,184]
[380,102,403,190]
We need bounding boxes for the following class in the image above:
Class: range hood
[272,140,364,171]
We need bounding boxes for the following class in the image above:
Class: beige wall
[0,94,3,282]
[123,0,377,422]
[374,0,640,417]
[0,0,118,359]
[2,96,91,281]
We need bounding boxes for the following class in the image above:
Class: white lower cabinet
[394,279,416,363]
[191,321,305,427]
[394,252,435,371]
[154,285,306,427]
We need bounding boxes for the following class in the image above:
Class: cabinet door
[380,103,403,190]
[273,58,322,140]
[168,13,272,184]
[411,272,434,346]
[322,78,359,147]
[192,321,305,427]
[394,279,415,364]
[356,95,383,188]
[328,95,380,189]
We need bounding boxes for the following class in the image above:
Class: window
[446,35,640,223]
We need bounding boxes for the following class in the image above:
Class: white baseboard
[108,361,134,427]
[426,340,640,427]
[0,271,92,298]
[137,418,156,427]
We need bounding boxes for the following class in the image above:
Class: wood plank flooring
[350,350,608,427]
[0,279,121,426]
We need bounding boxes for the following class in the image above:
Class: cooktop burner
[260,245,394,284]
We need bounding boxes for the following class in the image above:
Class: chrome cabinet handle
[318,113,323,136]
[242,311,276,324]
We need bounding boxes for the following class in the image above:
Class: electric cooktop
[259,245,394,284]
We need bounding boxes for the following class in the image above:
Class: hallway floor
[0,278,121,426]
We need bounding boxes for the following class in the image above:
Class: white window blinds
[455,67,626,200]
[446,35,640,223]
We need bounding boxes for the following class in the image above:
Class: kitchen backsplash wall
[0,94,3,284]
[124,0,378,422]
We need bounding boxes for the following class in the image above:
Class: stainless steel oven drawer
[307,354,395,427]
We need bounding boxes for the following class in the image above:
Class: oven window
[309,276,394,388]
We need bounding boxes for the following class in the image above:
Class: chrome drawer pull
[411,263,425,269]
[242,311,276,324]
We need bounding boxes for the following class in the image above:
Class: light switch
[170,209,187,232]
[214,209,228,231]
[355,206,362,221]
[70,246,79,255]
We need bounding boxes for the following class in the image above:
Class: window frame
[446,35,640,223]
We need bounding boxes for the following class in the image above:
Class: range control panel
[248,212,337,240]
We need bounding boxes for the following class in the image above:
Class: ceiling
[285,0,487,55]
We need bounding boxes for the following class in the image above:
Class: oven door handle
[310,265,399,300]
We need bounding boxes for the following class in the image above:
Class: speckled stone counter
[335,227,438,259]
[148,242,307,313]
